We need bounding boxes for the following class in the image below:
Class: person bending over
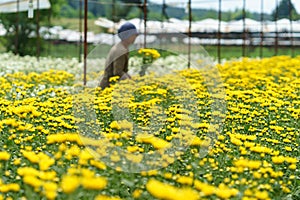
[99,22,138,89]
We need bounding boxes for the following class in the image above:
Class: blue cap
[118,22,138,41]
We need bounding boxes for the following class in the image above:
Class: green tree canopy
[272,0,299,20]
[0,0,66,56]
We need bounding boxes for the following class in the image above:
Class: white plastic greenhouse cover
[95,17,300,34]
[0,0,50,13]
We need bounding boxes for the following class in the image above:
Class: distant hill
[147,1,273,21]
[62,0,273,21]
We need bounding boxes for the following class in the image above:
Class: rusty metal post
[288,0,294,57]
[188,0,191,69]
[217,0,222,64]
[15,0,19,55]
[260,0,264,58]
[112,0,116,44]
[160,0,167,49]
[274,0,278,56]
[79,0,82,62]
[37,0,40,60]
[143,0,147,48]
[242,0,246,57]
[47,6,51,56]
[161,0,166,26]
[217,0,221,64]
[83,0,88,86]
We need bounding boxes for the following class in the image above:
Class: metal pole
[188,0,192,69]
[161,0,166,26]
[143,0,147,48]
[112,0,115,21]
[274,0,278,56]
[47,7,51,56]
[15,0,19,55]
[288,0,294,57]
[112,0,116,44]
[242,0,246,57]
[37,0,40,60]
[260,0,264,58]
[217,0,221,64]
[79,0,82,62]
[160,0,165,50]
[84,0,88,86]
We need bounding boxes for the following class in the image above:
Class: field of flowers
[0,53,299,200]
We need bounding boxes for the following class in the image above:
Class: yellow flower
[61,175,80,194]
[215,183,239,199]
[147,170,158,176]
[94,195,121,200]
[285,146,292,151]
[255,190,269,199]
[138,48,161,64]
[13,158,21,165]
[164,173,173,179]
[133,189,143,198]
[0,183,20,193]
[136,134,171,149]
[253,172,262,179]
[109,76,119,82]
[81,168,95,178]
[81,177,107,190]
[127,145,139,153]
[234,158,261,169]
[125,153,143,163]
[90,160,107,170]
[45,191,57,200]
[146,179,199,200]
[285,157,297,164]
[43,182,58,200]
[39,171,57,181]
[289,164,297,170]
[193,180,215,195]
[0,152,10,161]
[23,175,43,189]
[272,156,285,164]
[176,176,194,185]
[39,157,55,171]
[109,121,121,130]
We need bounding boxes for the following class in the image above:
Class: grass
[46,44,300,60]
[1,38,299,60]
[40,42,96,59]
[45,17,105,34]
[205,45,300,60]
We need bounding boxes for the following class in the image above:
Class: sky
[149,0,300,14]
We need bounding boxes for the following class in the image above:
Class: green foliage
[60,4,95,19]
[229,9,253,20]
[49,0,67,17]
[0,0,66,56]
[272,0,299,20]
[60,4,79,18]
[0,12,44,56]
[60,0,100,19]
[110,1,134,22]
[127,7,143,19]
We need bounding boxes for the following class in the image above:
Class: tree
[0,0,66,56]
[272,0,299,20]
[230,9,253,21]
[112,0,143,21]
